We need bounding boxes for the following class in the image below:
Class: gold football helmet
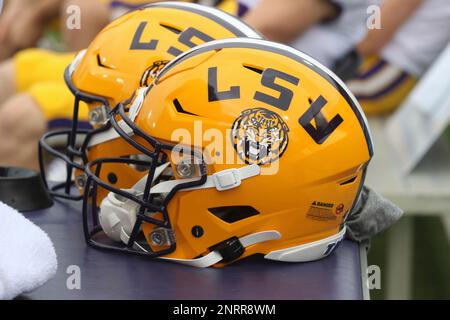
[38,2,261,199]
[82,38,373,267]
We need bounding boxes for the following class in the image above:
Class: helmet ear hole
[191,225,204,238]
[107,173,118,184]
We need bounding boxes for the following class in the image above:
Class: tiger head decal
[231,107,289,165]
[139,60,170,87]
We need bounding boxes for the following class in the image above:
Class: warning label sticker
[306,201,337,221]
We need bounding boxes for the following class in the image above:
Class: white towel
[0,201,57,299]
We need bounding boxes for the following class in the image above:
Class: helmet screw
[75,174,87,189]
[150,229,167,246]
[88,105,108,125]
[176,159,195,178]
[90,110,99,122]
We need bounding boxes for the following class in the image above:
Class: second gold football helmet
[39,2,261,199]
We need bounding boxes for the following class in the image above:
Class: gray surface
[22,198,365,300]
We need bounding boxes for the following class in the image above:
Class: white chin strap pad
[99,163,171,243]
[99,192,139,242]
[264,227,346,262]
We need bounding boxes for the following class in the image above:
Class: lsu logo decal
[231,107,289,165]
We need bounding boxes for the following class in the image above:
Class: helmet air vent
[159,23,182,34]
[208,206,259,223]
[96,54,113,69]
[173,99,198,116]
[340,176,357,186]
[243,64,263,74]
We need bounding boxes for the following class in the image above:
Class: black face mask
[38,65,112,200]
[81,101,208,257]
[39,60,171,200]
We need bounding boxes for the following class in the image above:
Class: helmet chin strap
[150,164,261,193]
[131,162,171,191]
[120,229,282,268]
[130,163,261,194]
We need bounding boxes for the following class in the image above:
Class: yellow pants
[14,48,90,129]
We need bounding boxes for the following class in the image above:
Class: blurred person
[62,0,237,50]
[0,1,253,170]
[0,0,61,61]
[0,49,80,170]
[62,0,165,51]
[0,0,72,169]
[347,0,450,115]
[0,0,161,57]
[0,0,179,171]
[61,0,110,52]
[0,0,169,106]
[240,0,377,72]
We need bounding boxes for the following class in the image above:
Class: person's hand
[0,0,18,59]
[355,0,424,58]
[0,0,40,60]
[242,0,338,43]
[0,0,58,61]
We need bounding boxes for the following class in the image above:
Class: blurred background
[0,0,449,299]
